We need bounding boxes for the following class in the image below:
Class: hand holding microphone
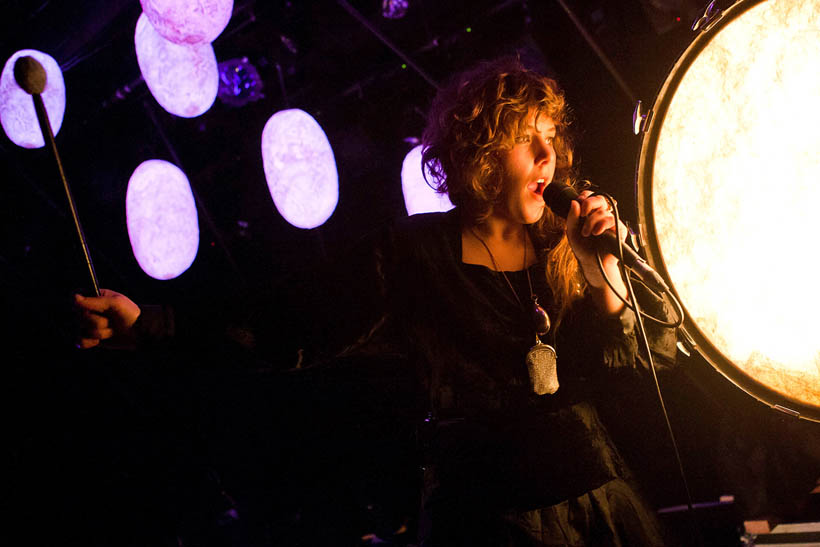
[544,182,670,293]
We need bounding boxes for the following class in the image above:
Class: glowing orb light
[261,109,338,229]
[637,0,820,416]
[126,159,199,280]
[135,13,218,118]
[140,0,233,45]
[401,144,453,215]
[0,49,65,148]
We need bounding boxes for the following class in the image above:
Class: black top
[334,208,677,510]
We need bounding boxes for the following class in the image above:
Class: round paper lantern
[126,159,199,280]
[140,0,233,45]
[135,13,218,118]
[0,49,65,148]
[261,109,338,229]
[401,144,454,215]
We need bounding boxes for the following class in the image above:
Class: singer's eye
[514,135,531,144]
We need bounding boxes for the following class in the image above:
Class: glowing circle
[401,145,454,215]
[135,13,218,118]
[0,49,65,149]
[648,0,820,409]
[261,109,338,229]
[140,0,233,45]
[126,159,199,280]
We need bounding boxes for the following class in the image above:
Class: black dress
[355,208,676,545]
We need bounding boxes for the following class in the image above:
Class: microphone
[543,183,669,293]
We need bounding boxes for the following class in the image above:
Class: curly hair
[421,56,585,313]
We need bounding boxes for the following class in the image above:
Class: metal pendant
[532,299,551,336]
[526,339,558,395]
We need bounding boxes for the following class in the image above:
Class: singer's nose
[534,136,554,165]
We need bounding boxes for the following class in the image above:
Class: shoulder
[393,209,461,261]
[395,209,456,232]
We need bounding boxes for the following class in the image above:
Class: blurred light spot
[261,109,338,229]
[0,49,65,149]
[135,13,218,118]
[382,0,409,19]
[217,57,264,107]
[140,0,233,45]
[401,144,453,216]
[126,159,199,280]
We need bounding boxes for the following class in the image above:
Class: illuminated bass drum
[635,0,820,422]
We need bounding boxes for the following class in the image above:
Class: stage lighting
[135,13,218,118]
[0,49,65,149]
[401,144,453,215]
[261,109,338,230]
[217,57,263,108]
[140,0,233,45]
[382,0,409,19]
[126,159,199,280]
[635,0,820,420]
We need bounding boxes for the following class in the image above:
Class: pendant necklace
[470,227,559,395]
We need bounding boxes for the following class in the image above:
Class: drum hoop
[634,0,820,422]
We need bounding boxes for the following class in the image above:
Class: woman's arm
[565,191,629,316]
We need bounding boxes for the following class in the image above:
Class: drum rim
[634,0,820,421]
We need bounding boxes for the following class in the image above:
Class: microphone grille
[542,183,578,219]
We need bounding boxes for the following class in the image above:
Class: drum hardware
[632,100,652,135]
[692,0,724,33]
[676,327,697,358]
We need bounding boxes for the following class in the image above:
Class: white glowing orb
[652,0,820,406]
[261,109,338,229]
[401,144,454,215]
[140,0,233,45]
[126,159,199,280]
[0,50,65,149]
[135,13,218,118]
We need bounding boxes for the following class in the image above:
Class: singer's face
[494,112,556,225]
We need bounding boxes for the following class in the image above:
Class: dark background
[2,1,818,545]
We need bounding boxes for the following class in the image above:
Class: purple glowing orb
[401,145,453,215]
[261,109,338,229]
[140,0,233,45]
[0,50,65,149]
[126,159,199,280]
[135,13,218,118]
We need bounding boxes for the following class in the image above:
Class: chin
[524,207,545,225]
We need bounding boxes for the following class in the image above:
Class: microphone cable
[591,191,703,547]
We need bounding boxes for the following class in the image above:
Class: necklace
[470,227,559,395]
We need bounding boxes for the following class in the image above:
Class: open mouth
[528,179,547,197]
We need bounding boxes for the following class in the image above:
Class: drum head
[636,0,820,421]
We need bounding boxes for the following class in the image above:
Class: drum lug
[632,100,653,135]
[636,222,648,250]
[676,326,697,357]
[773,405,800,419]
[692,0,723,33]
